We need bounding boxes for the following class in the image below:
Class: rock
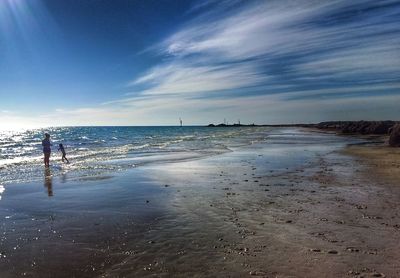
[389,123,400,147]
[346,247,360,252]
[372,273,385,277]
[249,271,266,276]
[355,204,367,209]
[316,121,398,135]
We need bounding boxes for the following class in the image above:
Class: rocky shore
[315,121,397,135]
[207,121,400,147]
[316,121,400,147]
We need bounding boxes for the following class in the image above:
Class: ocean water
[0,126,359,185]
[0,126,271,184]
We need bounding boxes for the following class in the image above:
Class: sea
[0,126,357,185]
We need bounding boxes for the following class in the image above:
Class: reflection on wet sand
[44,168,53,197]
[0,184,4,201]
[61,172,67,183]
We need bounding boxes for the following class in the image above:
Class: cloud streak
[5,0,400,126]
[102,0,396,124]
[130,0,400,97]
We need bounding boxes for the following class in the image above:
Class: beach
[0,128,399,277]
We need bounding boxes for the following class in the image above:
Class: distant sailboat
[179,118,183,127]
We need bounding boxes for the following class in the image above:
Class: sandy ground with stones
[1,129,399,277]
[141,141,400,277]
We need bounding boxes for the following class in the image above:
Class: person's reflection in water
[44,168,53,197]
[60,171,67,184]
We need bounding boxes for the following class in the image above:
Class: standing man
[42,133,52,167]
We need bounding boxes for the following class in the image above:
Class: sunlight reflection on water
[0,184,4,200]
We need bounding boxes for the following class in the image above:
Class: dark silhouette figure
[58,143,69,163]
[42,133,52,167]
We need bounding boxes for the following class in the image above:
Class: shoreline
[0,128,399,277]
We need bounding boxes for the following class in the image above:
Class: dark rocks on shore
[316,121,398,135]
[207,123,256,127]
[207,120,400,147]
[316,121,400,147]
[389,123,400,147]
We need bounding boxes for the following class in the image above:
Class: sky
[0,0,399,128]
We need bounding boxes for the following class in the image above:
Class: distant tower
[238,119,240,125]
[224,118,226,125]
[179,117,183,127]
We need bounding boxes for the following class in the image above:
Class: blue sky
[0,0,399,128]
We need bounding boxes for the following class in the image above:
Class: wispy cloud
[130,0,400,96]
[7,0,400,126]
[130,62,268,95]
[109,0,398,123]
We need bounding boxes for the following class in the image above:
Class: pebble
[355,204,367,209]
[346,247,360,252]
[249,271,266,276]
[348,270,360,275]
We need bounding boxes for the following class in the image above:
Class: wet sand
[0,129,400,277]
[343,143,400,184]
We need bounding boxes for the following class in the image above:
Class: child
[58,143,69,163]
